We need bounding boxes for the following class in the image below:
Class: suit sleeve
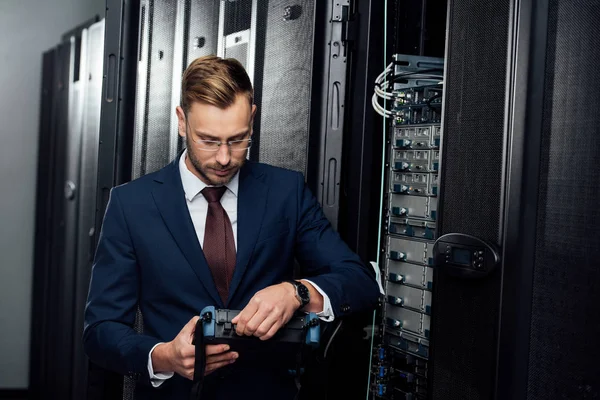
[83,187,159,383]
[293,172,380,318]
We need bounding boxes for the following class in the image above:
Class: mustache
[208,161,243,171]
[211,164,232,170]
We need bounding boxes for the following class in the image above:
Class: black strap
[190,318,206,400]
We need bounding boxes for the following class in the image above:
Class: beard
[185,136,246,186]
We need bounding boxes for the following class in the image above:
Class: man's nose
[215,143,231,166]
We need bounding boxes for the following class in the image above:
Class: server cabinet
[433,0,600,399]
[31,44,66,400]
[370,0,600,399]
[427,1,513,398]
[495,1,600,398]
[30,18,105,400]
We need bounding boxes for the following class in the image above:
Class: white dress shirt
[148,150,334,386]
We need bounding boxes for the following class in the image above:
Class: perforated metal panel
[431,0,511,399]
[133,0,179,178]
[257,0,315,173]
[438,0,509,246]
[187,0,220,61]
[528,1,600,398]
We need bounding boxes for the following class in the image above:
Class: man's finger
[242,305,274,336]
[260,321,283,341]
[205,358,237,375]
[232,300,258,324]
[233,302,259,335]
[206,351,238,365]
[185,316,200,330]
[205,344,230,356]
[250,311,279,338]
[181,343,196,358]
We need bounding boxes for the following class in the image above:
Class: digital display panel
[451,247,472,266]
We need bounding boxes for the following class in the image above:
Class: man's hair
[180,55,253,114]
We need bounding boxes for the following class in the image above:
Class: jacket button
[341,304,350,313]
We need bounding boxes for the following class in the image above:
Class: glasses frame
[190,137,253,152]
[184,112,253,152]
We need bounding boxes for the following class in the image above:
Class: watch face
[298,284,310,303]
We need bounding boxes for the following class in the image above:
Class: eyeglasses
[191,137,253,152]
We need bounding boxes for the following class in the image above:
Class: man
[83,55,379,399]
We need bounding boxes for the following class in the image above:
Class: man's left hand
[231,283,301,340]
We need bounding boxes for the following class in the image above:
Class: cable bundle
[372,62,444,119]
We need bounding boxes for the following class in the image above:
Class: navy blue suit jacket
[83,156,379,399]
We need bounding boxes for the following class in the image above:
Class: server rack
[369,54,444,400]
[31,43,64,400]
[369,0,600,399]
[30,17,105,400]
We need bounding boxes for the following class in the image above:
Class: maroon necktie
[201,186,236,305]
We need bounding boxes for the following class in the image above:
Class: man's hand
[151,316,238,380]
[231,283,302,340]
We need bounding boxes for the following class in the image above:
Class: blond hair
[180,55,253,113]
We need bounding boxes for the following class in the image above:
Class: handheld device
[190,306,321,400]
[199,306,320,349]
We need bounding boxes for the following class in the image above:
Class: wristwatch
[285,280,310,308]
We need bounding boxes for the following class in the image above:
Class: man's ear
[250,105,257,135]
[176,106,186,138]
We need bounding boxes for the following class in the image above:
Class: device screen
[451,247,471,266]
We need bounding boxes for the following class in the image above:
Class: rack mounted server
[371,54,444,400]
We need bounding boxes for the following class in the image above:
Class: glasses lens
[198,141,219,151]
[230,140,251,151]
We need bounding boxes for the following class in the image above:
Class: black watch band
[285,280,310,307]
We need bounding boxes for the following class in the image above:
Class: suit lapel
[151,158,223,307]
[228,162,268,302]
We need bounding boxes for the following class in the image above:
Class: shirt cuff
[302,279,335,322]
[148,343,175,387]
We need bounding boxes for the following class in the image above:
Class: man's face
[177,94,256,186]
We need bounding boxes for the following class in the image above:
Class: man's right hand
[151,316,239,380]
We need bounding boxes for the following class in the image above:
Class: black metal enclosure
[430,0,600,399]
[30,17,105,400]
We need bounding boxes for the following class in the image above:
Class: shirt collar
[178,149,239,202]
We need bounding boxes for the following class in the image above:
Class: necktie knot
[201,186,227,203]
